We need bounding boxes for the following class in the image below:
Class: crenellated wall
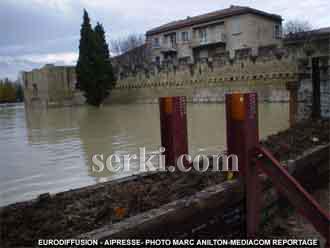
[109,47,300,103]
[22,28,329,115]
[109,32,330,123]
[107,81,290,104]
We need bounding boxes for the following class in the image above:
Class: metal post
[312,57,321,118]
[225,92,260,237]
[159,96,189,168]
[286,81,299,127]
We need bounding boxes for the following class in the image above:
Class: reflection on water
[0,103,289,206]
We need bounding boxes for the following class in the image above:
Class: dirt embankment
[261,169,329,247]
[1,171,225,247]
[1,119,329,247]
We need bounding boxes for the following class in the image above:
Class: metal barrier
[225,92,330,246]
[255,145,330,243]
[158,94,329,245]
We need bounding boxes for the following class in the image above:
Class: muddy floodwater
[0,103,289,206]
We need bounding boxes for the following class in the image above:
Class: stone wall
[21,28,329,115]
[22,65,85,108]
[107,81,289,104]
[109,46,298,103]
[111,29,330,124]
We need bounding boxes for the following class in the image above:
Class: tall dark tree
[15,84,24,102]
[76,9,94,93]
[90,22,115,105]
[76,10,115,106]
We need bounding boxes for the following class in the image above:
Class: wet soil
[1,119,329,247]
[261,119,329,161]
[261,179,329,247]
[1,170,225,247]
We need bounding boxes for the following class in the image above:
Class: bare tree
[283,19,313,35]
[110,34,145,55]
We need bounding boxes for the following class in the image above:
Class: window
[153,37,160,48]
[165,33,177,48]
[32,84,38,97]
[274,24,282,39]
[169,34,177,47]
[199,29,207,43]
[181,31,189,42]
[155,56,160,65]
[179,56,191,64]
[232,18,240,34]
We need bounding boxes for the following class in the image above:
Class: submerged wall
[107,81,289,104]
[110,30,330,123]
[108,46,299,104]
[22,65,85,108]
[22,29,329,114]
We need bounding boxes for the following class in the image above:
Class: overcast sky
[0,0,329,80]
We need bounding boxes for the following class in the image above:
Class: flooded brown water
[0,103,289,206]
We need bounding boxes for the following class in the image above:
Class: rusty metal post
[159,96,189,168]
[225,92,260,237]
[312,57,321,118]
[286,81,299,127]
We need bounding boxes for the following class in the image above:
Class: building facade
[22,64,84,107]
[146,5,282,65]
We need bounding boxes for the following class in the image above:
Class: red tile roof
[146,5,282,36]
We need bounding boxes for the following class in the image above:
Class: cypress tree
[76,9,96,104]
[16,84,24,102]
[76,10,115,106]
[92,22,115,105]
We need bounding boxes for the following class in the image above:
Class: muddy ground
[261,119,329,161]
[261,171,329,247]
[1,119,329,247]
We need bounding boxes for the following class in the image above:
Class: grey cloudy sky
[0,0,329,79]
